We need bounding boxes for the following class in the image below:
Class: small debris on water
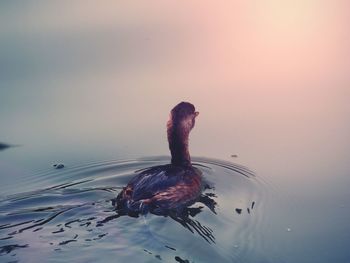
[0,142,11,151]
[165,245,176,251]
[233,245,239,248]
[175,256,190,263]
[0,142,19,151]
[231,154,238,158]
[53,164,65,169]
[143,249,152,255]
[235,208,242,214]
[247,208,250,214]
[251,201,255,209]
[287,228,291,232]
[155,254,162,260]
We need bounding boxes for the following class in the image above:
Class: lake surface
[1,1,350,262]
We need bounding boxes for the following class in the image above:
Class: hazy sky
[0,1,349,174]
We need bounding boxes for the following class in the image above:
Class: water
[1,1,350,262]
[1,157,261,263]
[1,155,349,263]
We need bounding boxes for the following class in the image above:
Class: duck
[115,102,202,216]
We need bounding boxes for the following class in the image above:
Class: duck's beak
[194,111,199,117]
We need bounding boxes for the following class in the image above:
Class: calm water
[0,157,262,263]
[1,1,350,262]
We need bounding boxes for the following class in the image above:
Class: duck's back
[116,164,202,213]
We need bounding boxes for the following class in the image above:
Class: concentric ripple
[0,156,268,263]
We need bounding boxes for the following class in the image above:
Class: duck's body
[116,102,202,215]
[116,164,202,215]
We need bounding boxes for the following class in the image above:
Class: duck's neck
[167,122,191,166]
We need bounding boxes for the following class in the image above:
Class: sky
[0,1,349,175]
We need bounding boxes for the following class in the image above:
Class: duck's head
[168,102,199,134]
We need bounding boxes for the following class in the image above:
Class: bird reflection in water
[98,183,217,244]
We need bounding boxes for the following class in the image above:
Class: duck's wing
[131,166,202,209]
[130,165,185,201]
[148,180,201,209]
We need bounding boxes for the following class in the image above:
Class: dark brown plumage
[116,102,201,215]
